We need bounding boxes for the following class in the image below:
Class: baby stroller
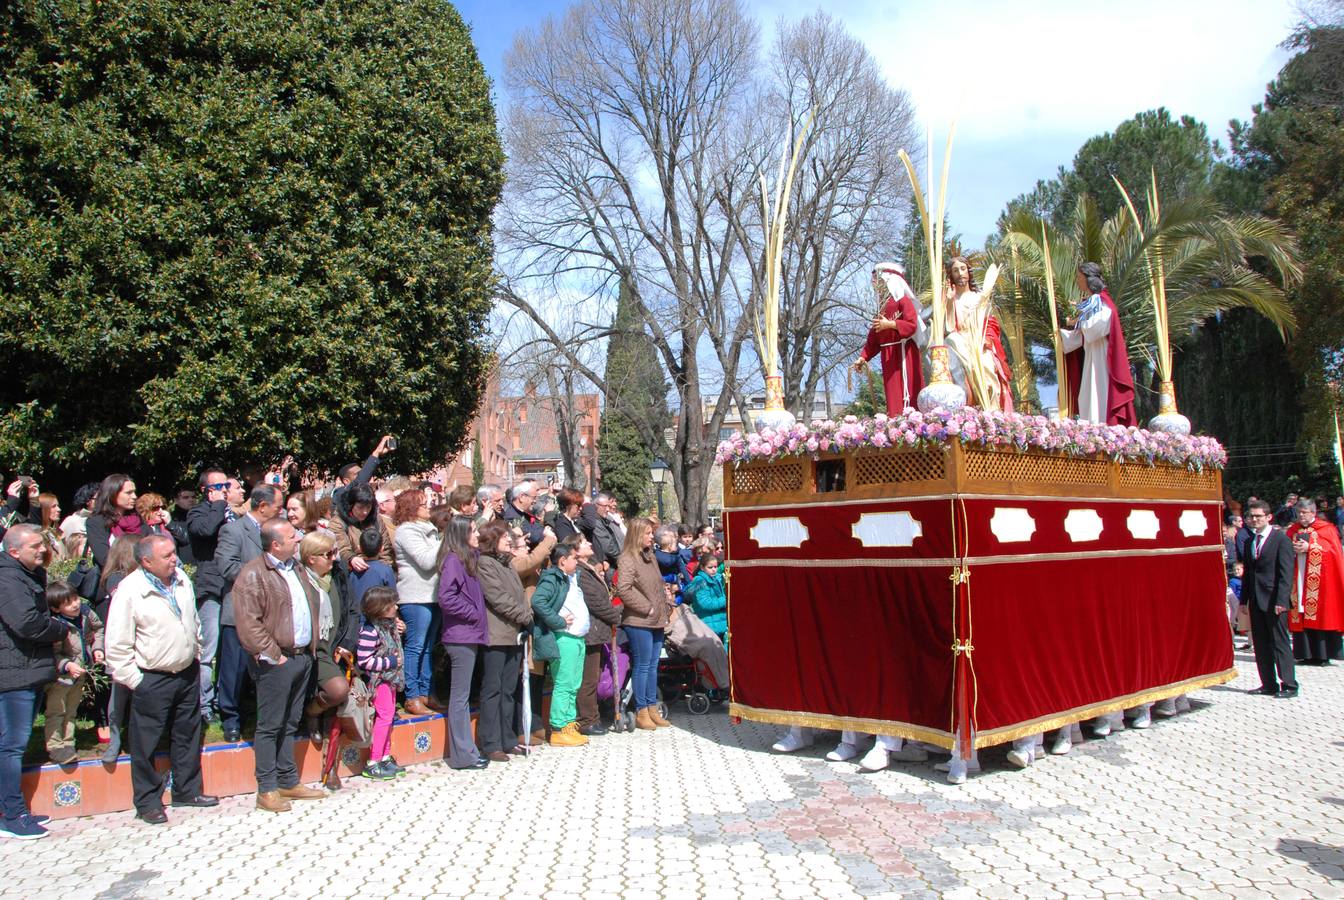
[661,605,729,715]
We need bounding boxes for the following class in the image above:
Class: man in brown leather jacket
[232,518,325,812]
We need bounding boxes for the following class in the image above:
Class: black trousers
[247,653,312,792]
[576,645,603,728]
[128,663,204,813]
[1249,602,1297,691]
[477,646,521,754]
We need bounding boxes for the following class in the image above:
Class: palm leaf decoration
[992,191,1301,395]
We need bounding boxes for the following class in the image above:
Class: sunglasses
[322,550,338,559]
[148,505,164,512]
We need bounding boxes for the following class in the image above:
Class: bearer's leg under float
[857,734,928,772]
[826,730,865,762]
[771,726,814,753]
[1050,723,1082,755]
[1089,711,1124,737]
[1006,734,1039,769]
[934,730,981,784]
[1126,703,1152,729]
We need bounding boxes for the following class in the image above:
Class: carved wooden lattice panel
[853,451,945,486]
[731,460,805,495]
[1117,463,1217,494]
[966,450,1108,486]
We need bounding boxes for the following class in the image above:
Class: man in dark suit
[1243,500,1298,698]
[214,483,282,740]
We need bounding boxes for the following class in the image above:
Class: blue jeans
[0,688,37,820]
[197,597,221,717]
[398,603,439,700]
[625,626,664,711]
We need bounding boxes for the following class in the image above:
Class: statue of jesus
[942,256,1013,412]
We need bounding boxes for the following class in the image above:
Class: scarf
[1077,292,1102,320]
[367,618,405,691]
[112,513,143,537]
[304,566,335,642]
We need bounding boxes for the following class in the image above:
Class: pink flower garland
[716,410,1227,472]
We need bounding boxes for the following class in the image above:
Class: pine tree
[599,278,669,517]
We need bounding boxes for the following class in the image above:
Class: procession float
[721,121,1235,755]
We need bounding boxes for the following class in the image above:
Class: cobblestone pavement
[5,650,1344,898]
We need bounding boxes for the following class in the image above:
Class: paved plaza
[4,649,1344,899]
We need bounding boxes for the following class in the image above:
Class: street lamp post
[649,457,669,521]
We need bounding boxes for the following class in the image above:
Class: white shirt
[1059,299,1113,424]
[104,567,201,690]
[560,572,590,638]
[1253,525,1272,558]
[268,555,313,650]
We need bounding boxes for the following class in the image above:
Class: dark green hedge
[0,0,503,491]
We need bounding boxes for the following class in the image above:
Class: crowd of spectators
[0,446,726,838]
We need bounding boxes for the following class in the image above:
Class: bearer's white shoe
[934,758,981,774]
[1006,749,1032,769]
[1090,717,1112,738]
[826,741,861,762]
[771,727,813,753]
[1049,733,1073,755]
[858,745,889,772]
[1129,707,1151,729]
[1153,698,1178,718]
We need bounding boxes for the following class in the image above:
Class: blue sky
[455,0,1298,243]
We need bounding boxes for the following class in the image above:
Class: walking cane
[519,635,533,752]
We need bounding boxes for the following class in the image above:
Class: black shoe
[1275,687,1299,698]
[136,808,168,825]
[1248,686,1277,695]
[579,723,609,737]
[222,729,241,743]
[450,758,489,770]
[171,795,219,808]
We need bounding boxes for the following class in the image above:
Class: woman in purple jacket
[437,516,488,769]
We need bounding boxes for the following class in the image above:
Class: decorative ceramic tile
[414,731,431,754]
[53,780,81,808]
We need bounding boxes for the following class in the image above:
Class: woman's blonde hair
[621,517,655,558]
[299,530,336,565]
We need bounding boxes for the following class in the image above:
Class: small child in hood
[46,582,103,764]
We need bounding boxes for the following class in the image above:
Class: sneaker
[770,727,813,753]
[1006,749,1032,769]
[1050,733,1073,755]
[382,757,407,777]
[857,745,888,772]
[1129,708,1152,729]
[825,741,861,762]
[361,759,394,781]
[0,816,49,840]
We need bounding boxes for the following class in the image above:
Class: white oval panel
[1127,509,1161,540]
[990,508,1037,543]
[1179,509,1209,538]
[749,517,810,549]
[1064,509,1105,542]
[851,511,923,548]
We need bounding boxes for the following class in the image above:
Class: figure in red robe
[1060,263,1137,426]
[1287,500,1344,663]
[851,262,925,415]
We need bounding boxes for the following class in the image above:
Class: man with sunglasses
[186,467,238,724]
[503,479,545,549]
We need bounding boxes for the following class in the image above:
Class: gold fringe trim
[972,668,1238,748]
[729,667,1237,752]
[729,702,955,749]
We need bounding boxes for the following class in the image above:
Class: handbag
[336,676,374,748]
[67,542,101,602]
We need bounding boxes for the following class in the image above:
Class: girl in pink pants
[357,587,406,780]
